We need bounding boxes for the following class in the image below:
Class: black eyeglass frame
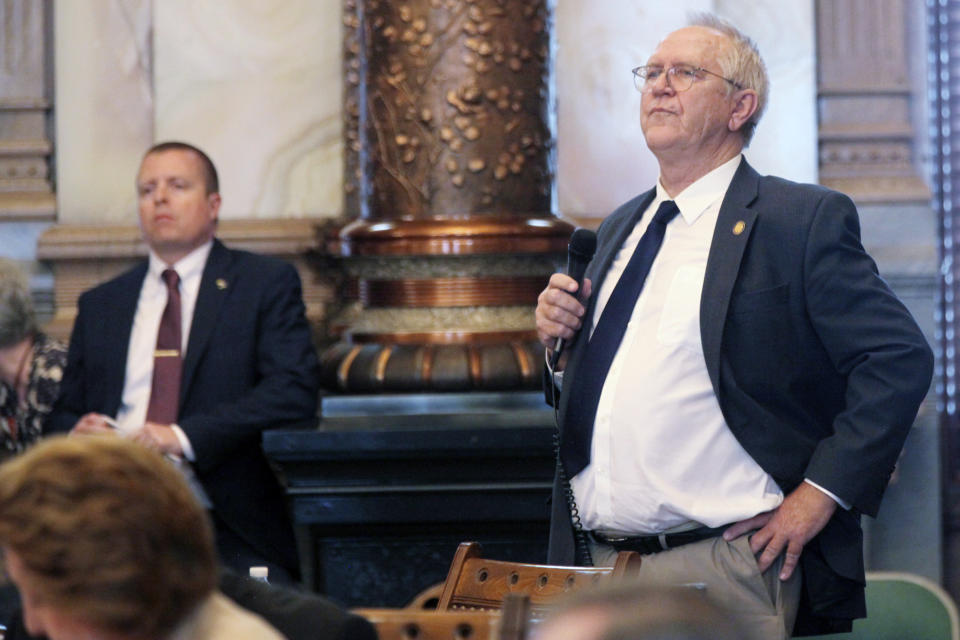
[631,64,745,92]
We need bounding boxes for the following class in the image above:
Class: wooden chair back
[435,541,641,614]
[354,609,502,640]
[356,595,530,640]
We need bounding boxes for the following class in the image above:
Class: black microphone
[549,228,597,369]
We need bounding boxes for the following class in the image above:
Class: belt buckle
[593,531,628,544]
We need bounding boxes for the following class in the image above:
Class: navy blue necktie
[560,200,681,477]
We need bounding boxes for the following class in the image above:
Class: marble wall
[50,1,814,226]
[54,0,152,224]
[54,0,342,224]
[152,2,342,220]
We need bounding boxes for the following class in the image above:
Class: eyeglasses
[632,64,744,93]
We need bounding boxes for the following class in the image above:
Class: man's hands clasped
[70,413,184,457]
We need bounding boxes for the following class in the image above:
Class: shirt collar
[655,154,742,225]
[147,240,214,283]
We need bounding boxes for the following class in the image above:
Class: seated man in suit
[49,141,320,582]
[0,435,284,640]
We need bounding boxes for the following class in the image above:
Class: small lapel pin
[732,220,746,236]
[215,278,228,290]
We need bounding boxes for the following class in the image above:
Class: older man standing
[50,141,319,583]
[535,14,933,638]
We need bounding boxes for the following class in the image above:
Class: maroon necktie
[146,268,182,424]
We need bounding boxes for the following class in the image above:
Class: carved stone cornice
[36,219,332,341]
[0,0,54,221]
[0,192,54,220]
[816,0,930,203]
[37,219,320,259]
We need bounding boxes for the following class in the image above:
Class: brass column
[324,0,571,392]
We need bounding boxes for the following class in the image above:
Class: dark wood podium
[262,391,556,608]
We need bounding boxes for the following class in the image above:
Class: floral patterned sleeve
[14,332,68,454]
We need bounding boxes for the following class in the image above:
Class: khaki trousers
[590,533,801,640]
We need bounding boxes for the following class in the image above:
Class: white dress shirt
[115,241,213,461]
[570,155,785,534]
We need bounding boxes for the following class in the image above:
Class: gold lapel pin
[215,278,228,290]
[732,220,746,236]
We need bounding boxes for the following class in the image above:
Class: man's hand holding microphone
[536,228,596,371]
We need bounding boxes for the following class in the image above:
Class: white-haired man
[536,14,932,638]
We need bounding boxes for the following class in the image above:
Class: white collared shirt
[115,241,213,447]
[571,155,785,533]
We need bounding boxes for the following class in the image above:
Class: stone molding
[816,0,930,203]
[0,0,54,220]
[36,218,333,341]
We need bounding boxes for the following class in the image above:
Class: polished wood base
[324,215,569,392]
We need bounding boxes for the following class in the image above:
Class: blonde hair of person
[0,435,217,638]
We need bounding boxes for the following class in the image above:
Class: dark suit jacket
[218,569,378,640]
[49,239,320,575]
[547,160,934,635]
[1,571,378,640]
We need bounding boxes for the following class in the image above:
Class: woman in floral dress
[0,259,66,461]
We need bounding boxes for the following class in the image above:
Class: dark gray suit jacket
[547,159,934,634]
[50,240,320,575]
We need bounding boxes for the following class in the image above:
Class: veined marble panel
[54,0,153,224]
[556,0,816,218]
[556,1,706,217]
[721,0,817,184]
[153,1,342,220]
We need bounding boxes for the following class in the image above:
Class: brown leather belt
[590,524,729,555]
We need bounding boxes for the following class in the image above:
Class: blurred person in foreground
[531,583,741,640]
[0,435,284,640]
[0,259,65,460]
